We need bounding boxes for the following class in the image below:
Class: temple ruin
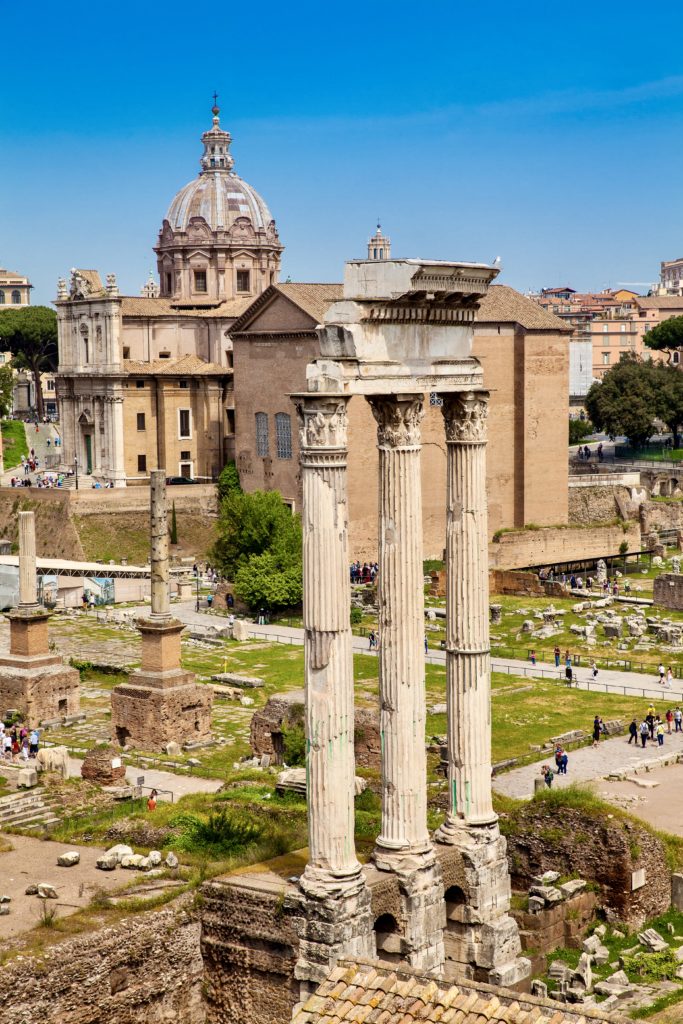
[111,470,212,749]
[201,258,530,1023]
[0,510,79,724]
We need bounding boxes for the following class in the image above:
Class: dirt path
[0,833,126,939]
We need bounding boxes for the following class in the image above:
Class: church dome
[163,104,276,236]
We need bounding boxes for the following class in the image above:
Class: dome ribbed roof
[166,170,273,232]
[164,106,275,234]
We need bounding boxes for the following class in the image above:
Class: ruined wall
[568,485,634,526]
[489,570,545,597]
[653,573,683,611]
[503,804,670,928]
[511,891,597,974]
[641,499,683,536]
[489,522,641,570]
[0,895,204,1024]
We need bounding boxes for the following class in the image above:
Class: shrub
[569,418,594,445]
[350,606,363,625]
[282,722,306,767]
[170,807,263,857]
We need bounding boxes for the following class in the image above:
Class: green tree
[585,354,658,447]
[211,489,301,578]
[0,364,14,418]
[569,418,593,445]
[0,306,58,419]
[217,460,242,501]
[644,315,683,356]
[233,550,302,612]
[652,361,683,448]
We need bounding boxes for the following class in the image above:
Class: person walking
[657,720,665,747]
[591,660,598,680]
[675,706,683,733]
[530,649,536,667]
[667,666,674,689]
[554,645,561,668]
[592,715,601,747]
[368,629,376,651]
[628,718,638,744]
[667,708,674,734]
[639,719,650,747]
[659,663,666,685]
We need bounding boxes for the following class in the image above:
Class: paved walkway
[2,421,61,485]
[492,729,683,800]
[148,602,683,703]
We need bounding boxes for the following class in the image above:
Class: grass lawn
[2,419,27,469]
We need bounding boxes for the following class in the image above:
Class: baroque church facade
[55,104,281,484]
[55,106,571,553]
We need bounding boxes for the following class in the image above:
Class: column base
[370,844,445,974]
[294,866,373,993]
[434,820,530,988]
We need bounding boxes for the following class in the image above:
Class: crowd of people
[350,561,379,584]
[576,443,604,462]
[1,721,40,762]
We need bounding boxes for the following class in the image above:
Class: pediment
[231,288,318,335]
[187,249,211,262]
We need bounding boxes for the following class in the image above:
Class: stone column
[297,395,362,886]
[110,394,126,487]
[434,391,529,989]
[149,469,171,621]
[18,511,37,607]
[367,394,444,974]
[436,391,496,833]
[293,394,372,991]
[368,394,431,858]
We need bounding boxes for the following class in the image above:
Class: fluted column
[297,395,362,887]
[436,390,496,837]
[18,511,37,607]
[149,470,171,621]
[368,394,431,859]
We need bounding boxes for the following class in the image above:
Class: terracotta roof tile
[275,282,344,323]
[123,353,226,376]
[291,961,622,1024]
[635,296,683,310]
[478,285,572,331]
[120,295,252,319]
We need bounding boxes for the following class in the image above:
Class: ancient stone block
[672,873,683,910]
[57,851,80,867]
[81,745,127,786]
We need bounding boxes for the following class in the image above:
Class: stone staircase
[0,789,61,831]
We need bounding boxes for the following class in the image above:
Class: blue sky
[3,0,683,304]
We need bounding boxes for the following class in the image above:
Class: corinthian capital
[368,395,424,448]
[295,395,349,450]
[442,390,489,443]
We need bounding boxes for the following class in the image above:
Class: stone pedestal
[292,395,372,989]
[111,472,212,750]
[0,512,79,725]
[367,394,445,973]
[434,393,528,988]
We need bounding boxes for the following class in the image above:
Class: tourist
[530,649,536,666]
[570,574,577,589]
[659,663,666,685]
[612,581,619,597]
[657,720,665,747]
[542,764,554,788]
[368,629,376,651]
[675,707,683,732]
[20,737,29,762]
[554,745,568,774]
[591,660,598,680]
[227,613,235,629]
[628,718,638,744]
[639,719,650,747]
[667,666,674,689]
[424,635,428,654]
[147,788,157,811]
[666,708,674,734]
[646,706,656,738]
[565,662,573,685]
[207,593,213,609]
[592,715,601,747]
[29,728,39,756]
[624,578,631,594]
[553,645,561,668]
[598,442,604,461]
[3,732,11,760]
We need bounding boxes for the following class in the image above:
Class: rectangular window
[236,270,250,292]
[179,409,191,439]
[275,413,292,459]
[47,379,55,391]
[180,450,191,460]
[602,352,610,365]
[136,379,145,389]
[255,412,269,457]
[137,454,147,472]
[165,272,173,293]
[194,270,207,293]
[137,412,146,431]
[179,379,189,389]
[123,346,130,359]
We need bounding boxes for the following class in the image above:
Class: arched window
[255,412,269,457]
[11,290,21,304]
[0,291,4,304]
[275,412,292,459]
